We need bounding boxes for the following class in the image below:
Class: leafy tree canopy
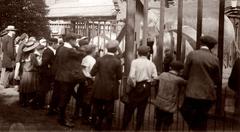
[0,0,50,39]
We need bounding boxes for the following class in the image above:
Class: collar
[139,56,148,59]
[169,70,178,75]
[48,46,56,55]
[63,42,73,48]
[106,52,115,56]
[200,46,209,50]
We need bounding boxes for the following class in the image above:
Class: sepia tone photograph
[0,0,240,131]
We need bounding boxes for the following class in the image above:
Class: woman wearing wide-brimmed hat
[19,40,41,107]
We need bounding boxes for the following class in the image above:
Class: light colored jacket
[153,71,186,113]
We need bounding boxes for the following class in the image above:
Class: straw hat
[23,41,39,52]
[5,25,17,31]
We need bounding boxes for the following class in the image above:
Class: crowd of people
[0,25,234,131]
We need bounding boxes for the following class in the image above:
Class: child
[152,60,186,131]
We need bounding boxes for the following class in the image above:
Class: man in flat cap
[122,45,158,131]
[0,25,17,88]
[181,35,221,130]
[90,40,122,130]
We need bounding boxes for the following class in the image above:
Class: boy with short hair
[152,61,186,131]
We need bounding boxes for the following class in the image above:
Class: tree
[0,0,50,39]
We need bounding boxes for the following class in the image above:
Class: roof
[47,0,117,19]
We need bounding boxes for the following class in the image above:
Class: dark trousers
[92,99,114,130]
[19,92,36,107]
[122,81,151,131]
[155,108,173,131]
[35,77,52,108]
[49,81,60,111]
[58,81,76,122]
[180,97,213,131]
[122,98,148,131]
[73,81,84,117]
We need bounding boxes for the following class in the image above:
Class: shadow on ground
[0,87,91,131]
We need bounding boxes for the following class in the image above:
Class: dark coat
[54,46,85,83]
[1,35,15,68]
[90,54,122,101]
[183,48,220,101]
[40,48,55,78]
[228,58,240,92]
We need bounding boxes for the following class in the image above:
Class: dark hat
[82,45,96,54]
[65,33,78,42]
[78,40,89,46]
[170,61,184,71]
[48,38,58,43]
[105,40,119,49]
[23,41,39,52]
[138,45,150,55]
[200,35,217,49]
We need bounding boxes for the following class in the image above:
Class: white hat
[5,25,17,31]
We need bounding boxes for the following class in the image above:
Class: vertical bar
[216,0,225,115]
[176,0,183,61]
[238,19,240,56]
[125,0,136,76]
[142,0,148,46]
[97,21,100,51]
[103,21,106,54]
[181,38,186,62]
[71,20,76,33]
[196,0,203,50]
[156,0,165,73]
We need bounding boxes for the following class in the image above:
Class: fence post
[216,0,225,115]
[176,0,183,61]
[142,0,148,46]
[124,0,136,85]
[196,0,203,50]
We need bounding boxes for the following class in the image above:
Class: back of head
[106,40,119,53]
[138,45,150,56]
[48,38,58,46]
[65,33,78,42]
[170,61,184,72]
[200,35,217,50]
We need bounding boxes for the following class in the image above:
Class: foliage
[0,0,50,39]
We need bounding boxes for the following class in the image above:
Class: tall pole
[196,0,203,50]
[124,0,136,87]
[176,0,183,60]
[217,0,225,115]
[142,0,148,46]
[156,0,165,73]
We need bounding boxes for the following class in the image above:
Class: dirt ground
[0,86,91,131]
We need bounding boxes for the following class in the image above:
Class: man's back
[154,72,185,113]
[91,54,122,100]
[184,49,220,100]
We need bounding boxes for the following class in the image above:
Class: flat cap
[106,40,119,49]
[138,45,150,55]
[81,44,96,54]
[200,35,217,49]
